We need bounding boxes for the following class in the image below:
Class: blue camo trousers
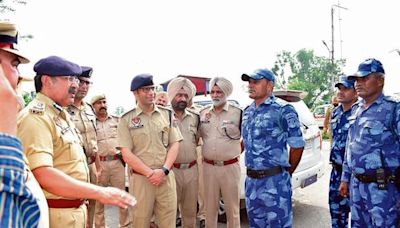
[350,177,400,228]
[245,171,292,228]
[329,167,350,228]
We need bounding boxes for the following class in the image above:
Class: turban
[209,77,233,97]
[167,77,196,101]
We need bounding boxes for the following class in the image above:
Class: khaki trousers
[49,204,87,228]
[95,160,131,228]
[196,147,206,221]
[88,163,97,228]
[129,171,177,228]
[174,165,198,228]
[203,162,241,228]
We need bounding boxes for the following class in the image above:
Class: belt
[203,157,239,166]
[354,171,396,184]
[331,163,343,173]
[173,160,197,169]
[47,199,85,208]
[246,166,284,179]
[87,155,96,165]
[99,154,119,162]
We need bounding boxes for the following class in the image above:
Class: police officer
[117,74,183,228]
[155,91,169,106]
[199,77,242,228]
[67,66,100,227]
[339,58,400,227]
[328,76,357,228]
[91,94,131,228]
[0,21,46,228]
[167,77,200,228]
[241,68,305,227]
[17,56,136,228]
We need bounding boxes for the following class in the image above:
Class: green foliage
[114,106,125,117]
[22,91,35,106]
[272,49,345,109]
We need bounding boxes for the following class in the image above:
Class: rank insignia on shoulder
[129,116,143,129]
[30,102,45,115]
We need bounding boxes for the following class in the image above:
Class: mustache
[100,107,107,111]
[68,87,77,94]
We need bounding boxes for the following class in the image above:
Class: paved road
[105,141,333,228]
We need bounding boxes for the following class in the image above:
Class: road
[105,140,333,227]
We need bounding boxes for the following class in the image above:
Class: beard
[173,101,187,111]
[212,97,226,107]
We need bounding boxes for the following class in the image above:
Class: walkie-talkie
[376,168,387,190]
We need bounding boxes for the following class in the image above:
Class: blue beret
[34,56,82,76]
[335,75,355,89]
[80,66,93,78]
[348,58,385,79]
[130,74,154,91]
[241,68,276,85]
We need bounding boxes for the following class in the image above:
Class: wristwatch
[161,166,170,176]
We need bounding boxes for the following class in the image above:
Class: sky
[4,0,400,111]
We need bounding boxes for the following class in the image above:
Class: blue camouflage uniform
[342,94,400,227]
[329,104,352,227]
[242,94,305,228]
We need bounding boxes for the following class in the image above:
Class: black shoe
[199,219,205,228]
[176,217,182,227]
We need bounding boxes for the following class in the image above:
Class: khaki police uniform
[67,102,98,226]
[199,102,242,228]
[173,109,200,228]
[117,105,183,228]
[94,115,131,228]
[18,93,90,228]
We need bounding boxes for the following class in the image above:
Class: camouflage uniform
[342,94,400,227]
[242,95,304,228]
[329,105,351,227]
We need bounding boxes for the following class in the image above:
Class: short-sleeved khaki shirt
[96,115,119,157]
[199,102,242,160]
[117,105,183,169]
[17,93,89,199]
[174,109,200,163]
[67,102,98,158]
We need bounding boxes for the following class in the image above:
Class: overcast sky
[4,0,400,110]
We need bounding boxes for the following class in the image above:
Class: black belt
[354,171,396,184]
[331,163,343,173]
[247,166,284,179]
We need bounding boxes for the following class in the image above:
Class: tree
[114,106,125,117]
[272,49,344,108]
[0,0,26,14]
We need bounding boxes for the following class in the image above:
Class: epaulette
[384,95,400,103]
[187,108,200,117]
[85,102,96,113]
[157,105,173,112]
[200,104,212,113]
[228,102,242,111]
[121,108,136,118]
[29,101,45,115]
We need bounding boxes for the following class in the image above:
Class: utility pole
[329,3,348,91]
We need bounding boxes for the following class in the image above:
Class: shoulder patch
[29,101,45,115]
